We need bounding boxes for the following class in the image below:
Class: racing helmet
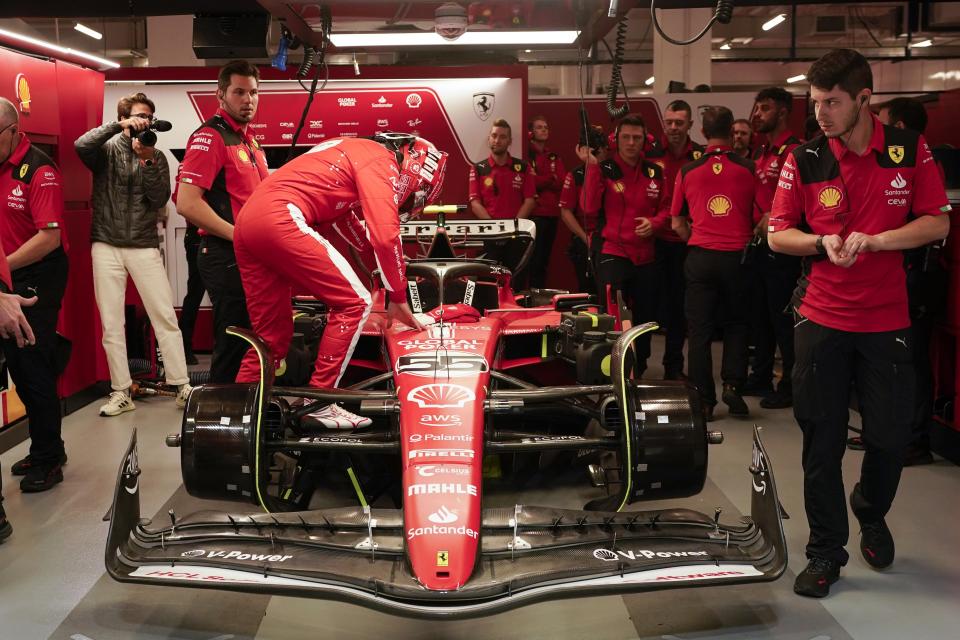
[375,133,449,221]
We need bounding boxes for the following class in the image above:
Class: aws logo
[818,185,843,209]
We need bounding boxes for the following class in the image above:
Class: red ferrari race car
[105,211,787,619]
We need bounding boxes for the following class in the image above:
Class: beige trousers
[92,242,189,390]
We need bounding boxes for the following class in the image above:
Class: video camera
[136,120,172,147]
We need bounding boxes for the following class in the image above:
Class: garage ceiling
[2,1,959,66]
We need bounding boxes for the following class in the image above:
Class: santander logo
[427,505,458,524]
[890,173,907,189]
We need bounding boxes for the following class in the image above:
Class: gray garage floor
[1,338,959,640]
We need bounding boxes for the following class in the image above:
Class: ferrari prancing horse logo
[887,145,904,164]
[437,550,449,567]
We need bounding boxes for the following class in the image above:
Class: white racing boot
[304,404,372,430]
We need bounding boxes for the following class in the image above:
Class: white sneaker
[100,391,136,417]
[176,384,193,409]
[305,404,372,430]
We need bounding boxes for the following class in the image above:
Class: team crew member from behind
[647,100,704,380]
[0,97,68,492]
[234,134,448,428]
[671,106,768,421]
[75,92,191,417]
[526,116,566,288]
[176,60,268,383]
[745,87,804,409]
[768,49,951,598]
[732,118,753,158]
[580,114,669,376]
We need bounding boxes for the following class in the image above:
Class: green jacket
[74,123,171,248]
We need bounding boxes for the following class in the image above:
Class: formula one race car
[106,209,787,619]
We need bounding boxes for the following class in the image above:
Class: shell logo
[483,177,494,188]
[613,181,625,193]
[818,185,843,209]
[707,195,732,217]
[407,383,475,409]
[237,148,250,164]
[15,74,31,114]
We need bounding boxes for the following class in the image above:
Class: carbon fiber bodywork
[105,426,786,619]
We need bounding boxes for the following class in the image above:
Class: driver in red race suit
[233,134,448,428]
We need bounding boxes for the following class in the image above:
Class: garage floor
[2,338,959,640]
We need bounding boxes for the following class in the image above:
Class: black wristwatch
[815,234,826,255]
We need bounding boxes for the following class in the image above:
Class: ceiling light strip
[0,26,118,68]
[329,30,580,48]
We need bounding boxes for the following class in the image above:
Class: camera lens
[137,130,157,147]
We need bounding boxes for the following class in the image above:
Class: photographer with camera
[75,92,191,417]
[559,124,608,295]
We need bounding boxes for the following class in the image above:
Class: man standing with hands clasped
[768,49,951,598]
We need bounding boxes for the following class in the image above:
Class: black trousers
[178,229,206,354]
[566,236,596,295]
[197,237,251,383]
[684,247,750,406]
[596,254,658,376]
[749,251,800,391]
[655,239,687,376]
[793,318,914,564]
[2,250,68,465]
[527,216,559,290]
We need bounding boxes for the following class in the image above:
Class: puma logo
[895,337,907,348]
[805,148,820,158]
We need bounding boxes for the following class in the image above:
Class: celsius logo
[417,464,470,477]
[890,173,907,189]
[427,505,458,524]
[407,383,475,408]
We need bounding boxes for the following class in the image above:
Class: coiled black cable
[650,0,734,47]
[606,17,628,119]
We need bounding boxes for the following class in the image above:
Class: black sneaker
[742,378,774,397]
[703,403,715,423]
[20,464,64,493]
[11,452,67,476]
[722,384,749,416]
[0,507,11,543]
[858,519,895,568]
[794,557,841,598]
[760,389,793,409]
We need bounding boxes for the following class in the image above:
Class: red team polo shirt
[671,146,769,251]
[754,129,802,207]
[177,108,269,231]
[0,251,10,290]
[647,137,705,243]
[559,165,597,234]
[770,114,951,332]
[581,153,670,266]
[237,137,409,303]
[528,144,566,217]
[468,155,536,219]
[0,134,65,256]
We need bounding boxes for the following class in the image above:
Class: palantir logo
[890,173,907,189]
[428,505,458,524]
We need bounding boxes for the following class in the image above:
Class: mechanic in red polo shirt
[176,60,268,384]
[0,245,37,542]
[468,119,536,281]
[526,115,566,289]
[744,87,804,409]
[647,100,704,381]
[560,125,608,295]
[670,106,768,421]
[580,113,669,377]
[768,50,951,598]
[0,96,68,493]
